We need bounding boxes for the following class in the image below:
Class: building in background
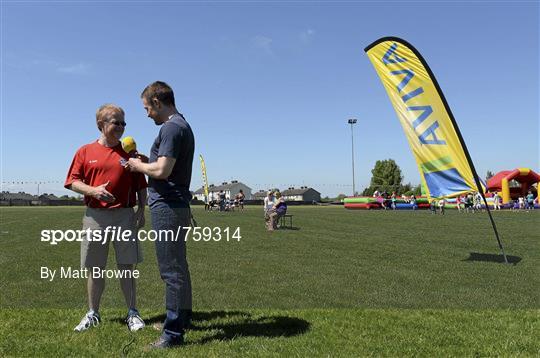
[193,180,252,201]
[252,190,267,201]
[0,191,82,206]
[282,187,321,202]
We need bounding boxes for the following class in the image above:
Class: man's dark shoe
[149,337,184,349]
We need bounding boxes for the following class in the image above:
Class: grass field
[1,206,539,357]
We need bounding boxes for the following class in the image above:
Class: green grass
[1,206,539,356]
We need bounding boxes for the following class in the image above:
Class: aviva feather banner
[199,155,209,198]
[365,37,484,199]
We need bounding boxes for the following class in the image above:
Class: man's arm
[126,156,176,180]
[69,180,115,203]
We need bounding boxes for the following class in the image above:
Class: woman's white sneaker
[74,311,100,332]
[126,314,145,332]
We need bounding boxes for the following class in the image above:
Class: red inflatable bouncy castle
[486,168,540,203]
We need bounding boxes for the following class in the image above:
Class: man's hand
[137,153,149,163]
[124,155,174,179]
[125,158,143,172]
[91,181,115,203]
[135,208,145,229]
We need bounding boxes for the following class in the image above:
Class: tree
[363,159,404,195]
[486,170,495,182]
[400,182,413,195]
[361,187,372,196]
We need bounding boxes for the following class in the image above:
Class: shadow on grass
[463,252,522,265]
[146,311,310,345]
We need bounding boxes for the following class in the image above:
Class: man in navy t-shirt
[126,81,194,349]
[147,112,194,207]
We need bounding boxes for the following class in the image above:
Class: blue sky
[1,1,538,197]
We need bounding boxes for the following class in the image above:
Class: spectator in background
[466,193,474,212]
[438,197,446,215]
[269,192,287,230]
[526,190,535,210]
[474,192,483,211]
[225,198,234,211]
[493,192,501,210]
[219,190,226,211]
[203,193,210,211]
[509,199,518,211]
[456,195,462,213]
[518,196,525,210]
[430,199,437,214]
[381,191,389,210]
[263,191,275,230]
[410,194,417,210]
[209,192,218,211]
[236,189,245,211]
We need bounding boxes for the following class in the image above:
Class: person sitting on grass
[269,192,287,231]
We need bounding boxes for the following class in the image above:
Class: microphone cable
[122,198,140,357]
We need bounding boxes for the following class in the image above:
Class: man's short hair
[96,104,125,132]
[141,81,176,107]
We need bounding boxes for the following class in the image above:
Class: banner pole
[364,37,510,263]
[473,175,509,264]
[411,43,510,263]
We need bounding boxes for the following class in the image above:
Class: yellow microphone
[121,136,137,156]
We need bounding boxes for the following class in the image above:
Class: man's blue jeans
[150,203,192,343]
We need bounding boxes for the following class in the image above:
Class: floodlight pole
[348,118,357,196]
